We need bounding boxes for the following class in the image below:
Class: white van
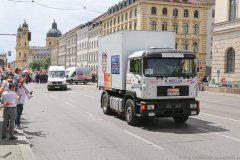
[66,67,92,84]
[47,66,67,91]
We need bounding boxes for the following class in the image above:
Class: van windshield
[143,58,196,77]
[48,71,66,79]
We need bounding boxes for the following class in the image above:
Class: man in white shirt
[1,83,18,140]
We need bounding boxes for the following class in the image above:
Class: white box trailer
[98,30,175,90]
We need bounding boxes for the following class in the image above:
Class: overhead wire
[8,0,104,13]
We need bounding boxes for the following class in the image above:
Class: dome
[17,25,22,32]
[47,20,62,37]
[22,20,28,28]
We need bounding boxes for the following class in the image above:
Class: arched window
[226,47,235,73]
[162,8,168,16]
[173,8,178,17]
[194,10,199,18]
[193,42,198,53]
[151,21,157,31]
[184,9,189,17]
[229,0,236,20]
[173,22,178,33]
[194,24,199,34]
[162,22,167,31]
[151,7,157,15]
[184,23,189,34]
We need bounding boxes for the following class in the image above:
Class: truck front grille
[157,86,189,96]
[52,82,62,84]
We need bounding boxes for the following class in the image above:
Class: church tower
[46,20,62,48]
[16,20,31,69]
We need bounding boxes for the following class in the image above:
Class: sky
[0,0,120,62]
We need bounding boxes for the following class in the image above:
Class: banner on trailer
[104,73,112,90]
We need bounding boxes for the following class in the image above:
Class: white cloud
[0,0,120,62]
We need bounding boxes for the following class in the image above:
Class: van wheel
[70,80,73,84]
[75,82,78,84]
[83,80,88,84]
[48,88,51,91]
[173,115,189,123]
[125,99,139,126]
[101,93,112,115]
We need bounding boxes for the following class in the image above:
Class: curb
[17,129,36,160]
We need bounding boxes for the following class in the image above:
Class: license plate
[167,88,180,96]
[55,86,60,88]
[148,113,155,117]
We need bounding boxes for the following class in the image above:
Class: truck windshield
[48,71,66,79]
[143,58,196,77]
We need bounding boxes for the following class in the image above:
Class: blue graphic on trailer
[111,55,120,74]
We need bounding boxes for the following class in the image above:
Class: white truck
[66,67,92,84]
[47,66,67,91]
[98,30,200,125]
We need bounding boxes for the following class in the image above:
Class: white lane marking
[123,130,163,150]
[198,128,240,142]
[85,112,103,121]
[64,102,76,108]
[84,95,97,99]
[201,112,240,123]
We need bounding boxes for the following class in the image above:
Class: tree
[29,60,41,71]
[29,57,51,71]
[41,57,51,70]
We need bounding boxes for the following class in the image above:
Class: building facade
[66,29,77,68]
[102,0,211,76]
[212,0,240,83]
[57,35,67,67]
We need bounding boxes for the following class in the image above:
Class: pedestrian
[1,83,19,140]
[15,85,28,129]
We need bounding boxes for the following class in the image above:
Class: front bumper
[136,99,200,117]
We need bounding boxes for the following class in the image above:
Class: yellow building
[102,0,212,76]
[16,20,61,69]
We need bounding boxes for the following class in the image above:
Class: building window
[173,8,178,17]
[129,23,132,30]
[212,9,215,18]
[118,16,120,23]
[193,42,198,53]
[151,21,157,31]
[173,22,178,33]
[125,13,128,20]
[184,44,188,50]
[122,14,124,22]
[134,8,137,17]
[49,41,51,46]
[134,21,137,30]
[130,10,132,18]
[229,0,236,21]
[194,10,199,18]
[162,8,167,16]
[162,22,167,31]
[175,43,178,49]
[183,23,189,34]
[25,42,27,46]
[184,9,189,17]
[226,47,235,73]
[19,52,21,57]
[194,24,199,34]
[151,7,157,15]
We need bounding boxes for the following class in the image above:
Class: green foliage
[29,57,51,71]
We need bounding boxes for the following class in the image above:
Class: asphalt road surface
[21,83,240,160]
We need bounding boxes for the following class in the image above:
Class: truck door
[126,58,142,97]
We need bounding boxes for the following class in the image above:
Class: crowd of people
[0,68,33,140]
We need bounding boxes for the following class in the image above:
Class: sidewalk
[0,110,35,160]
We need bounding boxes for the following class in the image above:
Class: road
[21,83,240,160]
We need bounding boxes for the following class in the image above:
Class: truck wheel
[83,80,88,84]
[125,99,139,126]
[70,79,73,84]
[173,115,189,123]
[48,88,51,91]
[101,93,112,115]
[75,82,78,84]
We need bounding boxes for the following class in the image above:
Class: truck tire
[83,80,88,84]
[75,82,78,84]
[125,99,139,126]
[101,93,112,115]
[48,88,51,91]
[173,115,189,123]
[70,79,73,84]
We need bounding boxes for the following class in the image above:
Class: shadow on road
[113,115,229,134]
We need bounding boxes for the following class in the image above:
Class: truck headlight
[147,105,155,110]
[48,81,52,84]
